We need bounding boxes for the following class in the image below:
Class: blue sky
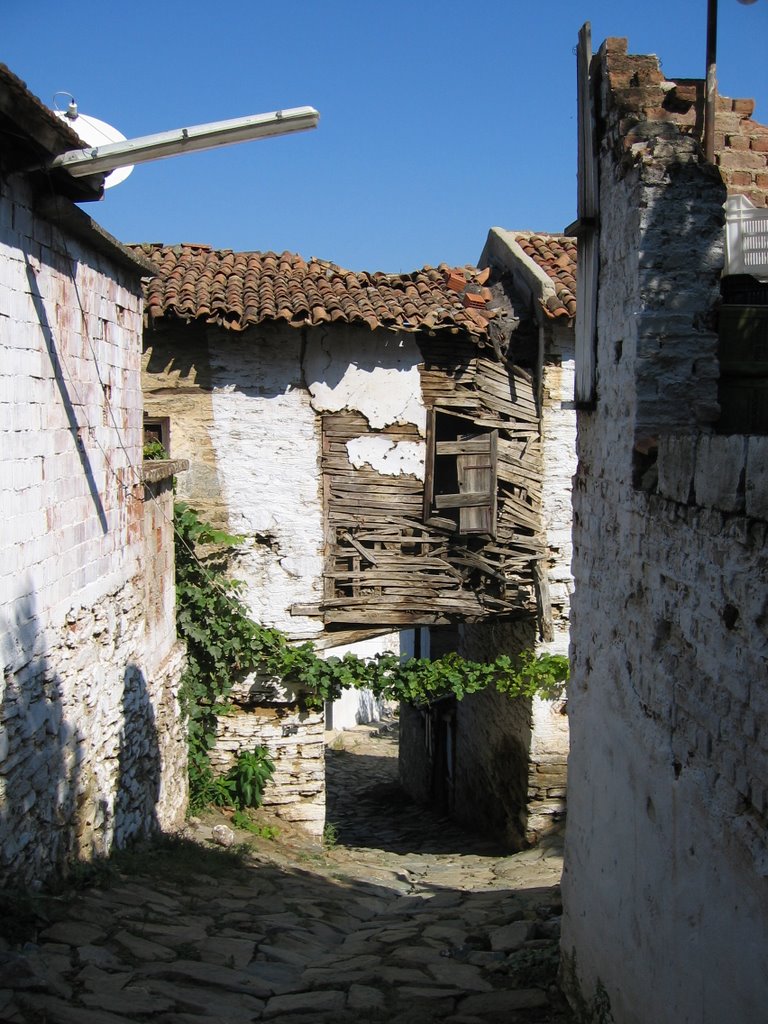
[5,1,768,272]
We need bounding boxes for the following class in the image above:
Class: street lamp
[47,107,320,180]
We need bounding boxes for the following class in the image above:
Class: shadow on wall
[630,149,725,463]
[0,588,166,883]
[0,590,82,884]
[24,253,108,533]
[114,664,162,845]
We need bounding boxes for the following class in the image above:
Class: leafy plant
[232,810,280,839]
[220,747,275,810]
[173,502,569,811]
[322,822,339,849]
[143,439,168,460]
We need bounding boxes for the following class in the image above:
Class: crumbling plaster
[304,328,427,434]
[2,173,186,882]
[561,39,767,1024]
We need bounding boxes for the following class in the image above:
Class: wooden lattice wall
[317,336,544,627]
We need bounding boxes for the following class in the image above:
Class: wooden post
[574,22,600,406]
[705,0,718,163]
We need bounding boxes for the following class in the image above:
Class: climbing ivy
[174,503,569,809]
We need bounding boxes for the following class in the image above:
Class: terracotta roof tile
[511,232,577,320]
[131,243,499,337]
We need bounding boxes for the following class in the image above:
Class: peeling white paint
[207,334,325,640]
[346,435,425,479]
[304,326,427,434]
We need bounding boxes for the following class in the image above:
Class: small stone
[76,946,127,970]
[111,929,176,962]
[212,824,236,847]
[77,965,133,992]
[196,935,255,970]
[459,988,548,1013]
[40,923,106,946]
[10,993,137,1023]
[347,983,386,1010]
[264,989,346,1018]
[81,986,174,1015]
[488,920,533,952]
[136,958,273,997]
[427,960,494,992]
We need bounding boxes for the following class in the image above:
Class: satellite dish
[52,94,134,188]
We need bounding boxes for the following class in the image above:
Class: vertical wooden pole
[705,0,718,162]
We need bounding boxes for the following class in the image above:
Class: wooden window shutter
[423,406,437,523]
[424,409,498,537]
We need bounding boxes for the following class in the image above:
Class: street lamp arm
[47,106,320,178]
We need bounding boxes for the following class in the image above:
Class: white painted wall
[207,333,325,640]
[1,175,185,882]
[322,633,401,731]
[562,43,767,1024]
[538,321,576,656]
[304,327,427,434]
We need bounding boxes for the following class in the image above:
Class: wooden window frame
[423,408,498,538]
[143,415,171,455]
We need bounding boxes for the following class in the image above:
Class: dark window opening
[143,416,171,456]
[423,408,498,538]
[717,274,768,435]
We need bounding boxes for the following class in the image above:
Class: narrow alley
[0,721,571,1023]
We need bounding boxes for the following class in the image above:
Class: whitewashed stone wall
[144,323,423,646]
[539,321,576,653]
[322,632,400,731]
[443,316,575,847]
[143,322,420,831]
[562,40,767,1024]
[209,699,325,836]
[1,174,186,882]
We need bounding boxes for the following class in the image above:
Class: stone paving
[0,720,572,1023]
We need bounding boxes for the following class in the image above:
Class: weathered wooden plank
[339,531,379,565]
[447,553,507,583]
[431,395,481,409]
[436,439,491,455]
[435,491,492,510]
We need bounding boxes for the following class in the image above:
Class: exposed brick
[445,270,467,292]
[727,171,754,187]
[733,98,756,116]
[751,137,768,153]
[718,150,768,171]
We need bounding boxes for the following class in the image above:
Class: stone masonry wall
[1,174,186,882]
[562,39,768,1024]
[209,692,325,836]
[444,317,574,848]
[143,322,412,833]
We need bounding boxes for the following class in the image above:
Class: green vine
[143,439,168,460]
[174,503,569,810]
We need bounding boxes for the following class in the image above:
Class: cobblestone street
[0,721,572,1023]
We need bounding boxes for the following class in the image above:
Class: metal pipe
[48,106,319,178]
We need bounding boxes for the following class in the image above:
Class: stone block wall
[434,318,574,849]
[209,696,325,836]
[454,618,567,848]
[1,175,186,882]
[539,321,577,650]
[562,38,768,1024]
[714,95,768,207]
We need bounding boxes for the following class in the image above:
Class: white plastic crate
[724,194,768,282]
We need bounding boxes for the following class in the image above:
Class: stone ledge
[141,459,189,484]
[657,433,768,520]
